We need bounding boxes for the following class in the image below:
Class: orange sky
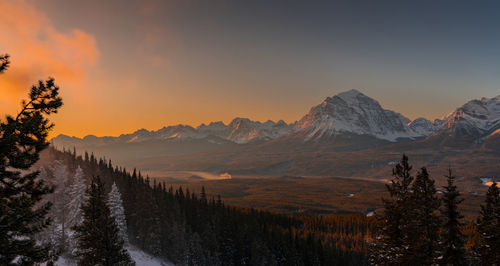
[1,0,499,139]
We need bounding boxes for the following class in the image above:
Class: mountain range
[51,90,500,188]
[53,89,500,146]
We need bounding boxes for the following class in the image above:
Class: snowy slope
[437,95,500,138]
[408,118,439,137]
[50,246,174,266]
[295,89,419,141]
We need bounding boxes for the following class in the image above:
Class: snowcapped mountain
[51,90,500,150]
[227,118,292,144]
[437,95,500,138]
[408,118,439,137]
[52,118,293,147]
[295,89,419,141]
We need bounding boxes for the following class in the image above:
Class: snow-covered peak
[336,89,365,102]
[227,118,292,144]
[296,90,417,141]
[438,95,500,136]
[408,118,438,137]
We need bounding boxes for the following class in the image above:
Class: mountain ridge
[52,90,500,147]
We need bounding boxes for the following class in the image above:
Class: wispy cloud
[0,0,99,113]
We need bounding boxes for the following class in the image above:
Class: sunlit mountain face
[51,90,500,189]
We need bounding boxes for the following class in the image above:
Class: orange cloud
[0,0,99,114]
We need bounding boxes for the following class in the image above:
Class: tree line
[49,147,375,265]
[370,155,500,265]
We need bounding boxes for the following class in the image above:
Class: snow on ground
[47,246,174,266]
[128,246,174,266]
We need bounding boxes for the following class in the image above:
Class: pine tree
[439,168,466,265]
[0,54,9,73]
[73,176,134,266]
[67,166,88,227]
[370,154,413,265]
[107,182,129,245]
[406,167,440,265]
[67,166,88,255]
[50,160,70,250]
[475,181,500,265]
[0,52,63,264]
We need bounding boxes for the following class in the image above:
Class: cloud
[0,0,99,113]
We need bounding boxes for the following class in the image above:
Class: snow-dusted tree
[66,166,88,255]
[50,160,70,250]
[67,166,88,227]
[73,176,133,265]
[0,53,63,264]
[108,182,129,244]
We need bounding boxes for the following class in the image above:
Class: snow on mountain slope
[51,91,500,147]
[227,118,292,144]
[408,118,439,137]
[295,89,419,141]
[52,119,293,147]
[437,95,500,137]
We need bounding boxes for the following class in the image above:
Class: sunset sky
[1,0,500,138]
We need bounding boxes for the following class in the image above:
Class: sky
[1,0,499,138]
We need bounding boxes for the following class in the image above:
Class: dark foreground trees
[369,155,413,265]
[475,181,500,265]
[0,54,63,264]
[371,155,500,265]
[440,169,466,265]
[371,156,464,265]
[73,176,133,266]
[48,147,376,265]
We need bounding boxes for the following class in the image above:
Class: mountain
[408,118,439,137]
[294,89,422,141]
[50,90,500,180]
[52,90,500,149]
[426,95,500,148]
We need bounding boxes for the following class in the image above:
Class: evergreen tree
[73,176,133,266]
[370,154,413,265]
[475,181,500,265]
[50,160,70,250]
[107,182,129,245]
[406,167,440,265]
[439,168,466,265]
[67,166,88,255]
[67,166,88,227]
[0,52,63,264]
[0,54,9,73]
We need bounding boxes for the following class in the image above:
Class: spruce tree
[475,181,500,265]
[107,182,129,245]
[406,167,440,265]
[67,166,88,255]
[67,166,88,227]
[73,176,133,266]
[439,168,466,265]
[370,154,413,265]
[0,53,63,264]
[0,54,8,73]
[50,160,70,250]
